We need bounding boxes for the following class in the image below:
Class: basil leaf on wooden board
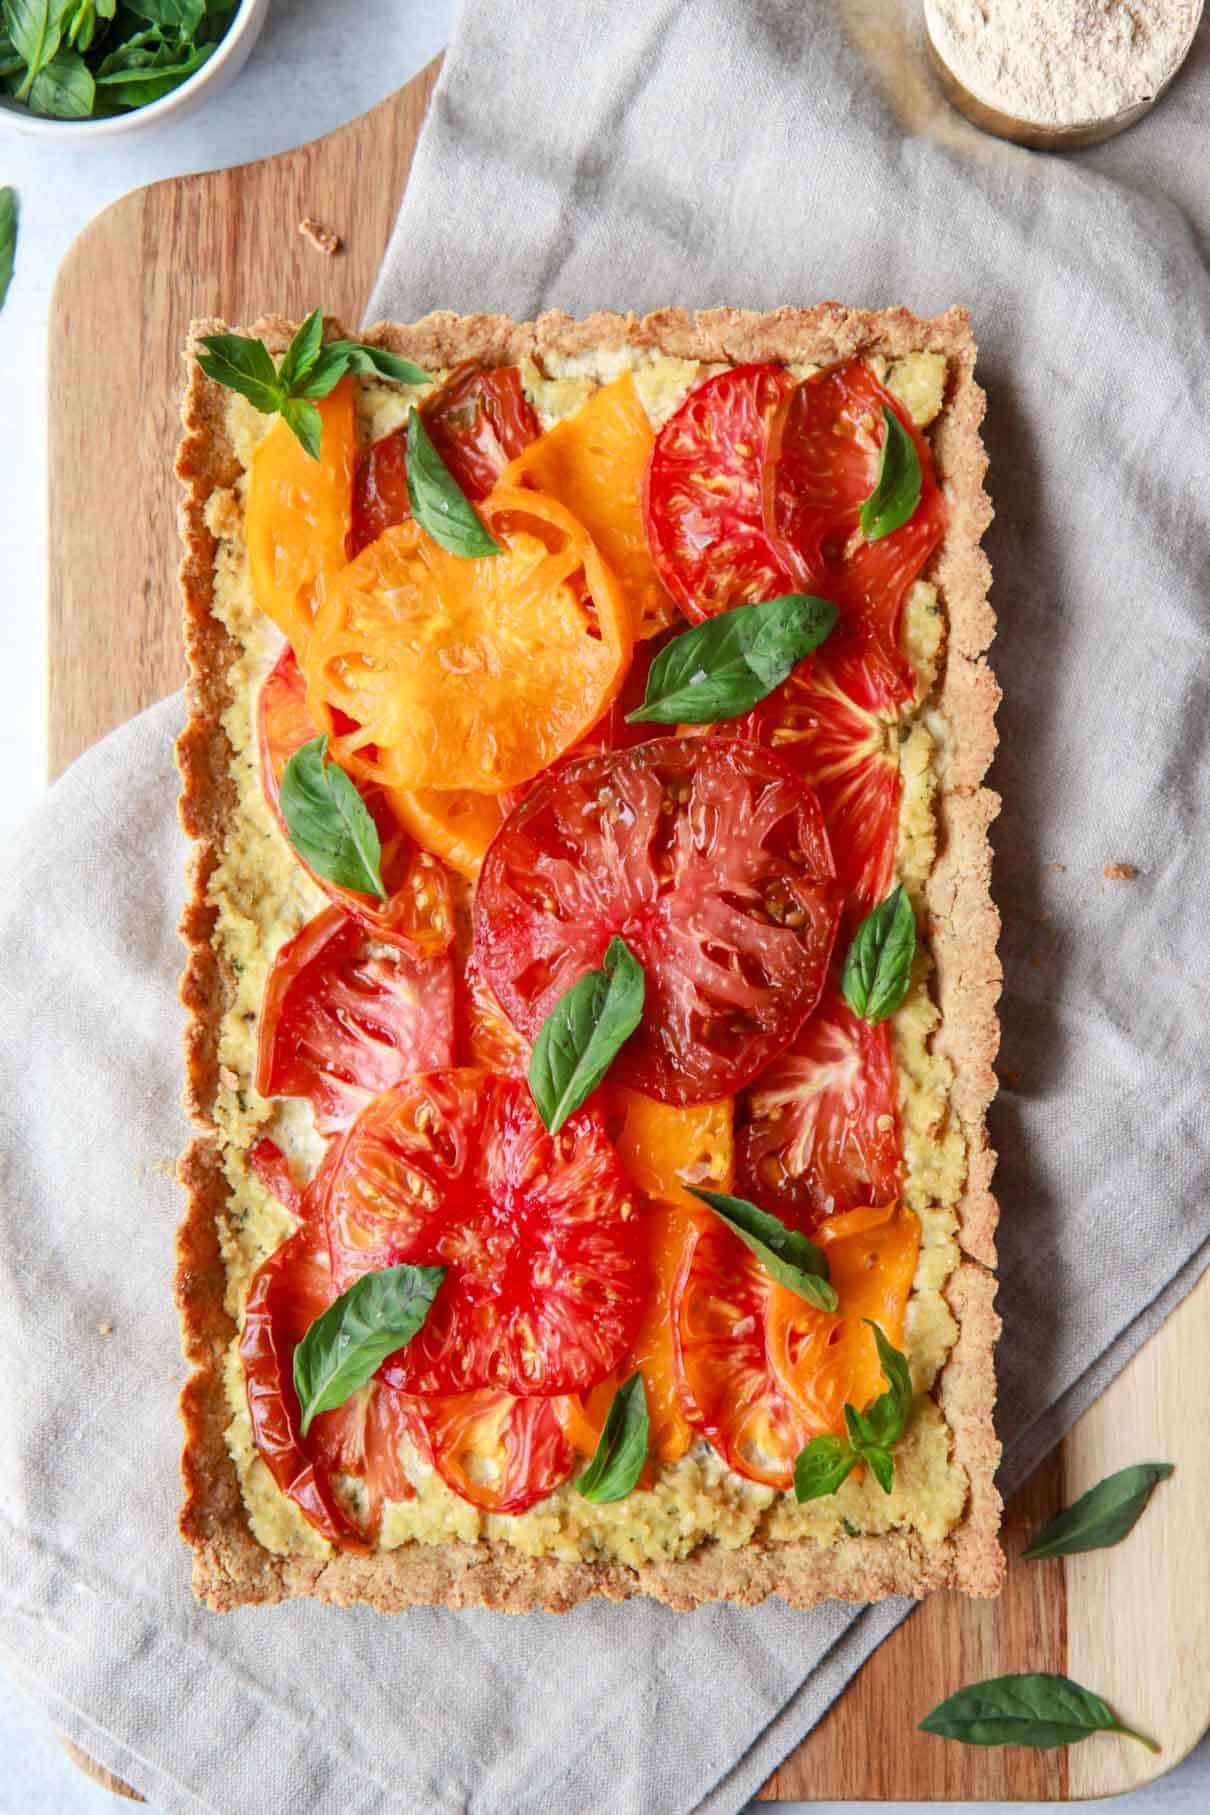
[627,593,838,725]
[529,936,645,1134]
[1022,1462,1174,1561]
[293,1263,446,1436]
[5,0,63,97]
[919,1674,1160,1753]
[0,189,16,315]
[279,735,388,900]
[687,1188,837,1312]
[406,407,502,556]
[794,1433,857,1502]
[327,341,430,386]
[29,46,94,114]
[859,406,922,542]
[574,1372,649,1504]
[793,1322,913,1502]
[841,884,916,1023]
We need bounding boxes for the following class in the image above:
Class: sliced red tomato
[348,362,541,557]
[406,1389,574,1513]
[321,1069,645,1395]
[765,358,944,660]
[255,904,455,1134]
[240,1225,415,1549]
[475,737,842,1105]
[739,631,907,907]
[736,982,901,1225]
[457,953,529,1079]
[258,644,454,956]
[643,364,797,621]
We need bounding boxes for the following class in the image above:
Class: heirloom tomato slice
[255,904,455,1135]
[739,631,908,908]
[258,645,454,956]
[504,371,677,639]
[643,364,797,622]
[407,1389,574,1514]
[347,361,541,557]
[475,737,842,1105]
[672,1202,919,1488]
[305,487,632,795]
[323,1070,645,1396]
[765,359,944,660]
[457,953,529,1079]
[245,378,356,657]
[240,1225,414,1549]
[737,983,901,1226]
[608,1088,734,1215]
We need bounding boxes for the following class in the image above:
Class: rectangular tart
[175,305,1002,1613]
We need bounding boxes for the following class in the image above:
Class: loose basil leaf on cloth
[687,1187,837,1312]
[859,406,922,542]
[293,1264,446,1436]
[794,1321,913,1502]
[1022,1462,1175,1561]
[29,46,94,114]
[406,406,503,557]
[279,735,388,900]
[574,1372,650,1504]
[841,883,916,1023]
[0,189,16,315]
[919,1673,1160,1753]
[529,936,645,1133]
[627,593,838,724]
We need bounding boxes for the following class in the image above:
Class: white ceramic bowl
[0,0,269,141]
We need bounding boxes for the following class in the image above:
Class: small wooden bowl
[924,1,1204,150]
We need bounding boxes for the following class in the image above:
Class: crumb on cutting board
[299,217,341,256]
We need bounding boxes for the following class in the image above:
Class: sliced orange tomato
[405,1389,574,1514]
[245,377,356,655]
[503,371,677,639]
[303,486,633,795]
[608,1089,734,1214]
[383,782,507,881]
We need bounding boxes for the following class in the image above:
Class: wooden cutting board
[47,57,1208,1806]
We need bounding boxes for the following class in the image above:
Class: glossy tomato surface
[257,644,454,956]
[475,737,842,1105]
[643,364,797,621]
[321,1069,645,1396]
[255,904,455,1134]
[736,982,901,1225]
[348,362,540,556]
[405,1389,574,1513]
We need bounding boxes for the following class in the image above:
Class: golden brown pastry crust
[175,305,1002,1613]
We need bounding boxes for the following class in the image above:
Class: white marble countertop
[0,0,1204,1808]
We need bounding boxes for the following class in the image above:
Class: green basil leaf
[6,0,63,97]
[124,0,204,29]
[687,1188,837,1312]
[293,1263,446,1436]
[280,396,322,462]
[844,1401,879,1450]
[274,306,324,395]
[627,593,838,725]
[574,1371,649,1504]
[29,45,93,114]
[0,188,16,315]
[65,0,95,52]
[279,735,388,899]
[290,343,355,400]
[864,1445,894,1494]
[866,1320,913,1435]
[94,25,164,77]
[95,40,213,106]
[919,1674,1159,1753]
[841,884,916,1024]
[859,406,922,542]
[794,1434,858,1502]
[1022,1463,1174,1562]
[329,341,430,386]
[406,406,501,557]
[196,330,283,416]
[528,935,645,1134]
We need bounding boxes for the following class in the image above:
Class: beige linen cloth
[2,3,1208,1811]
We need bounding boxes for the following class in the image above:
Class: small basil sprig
[279,735,388,900]
[793,1322,913,1501]
[860,406,922,542]
[841,884,916,1023]
[197,309,429,459]
[1022,1462,1174,1562]
[627,593,838,725]
[688,1187,836,1312]
[405,407,502,557]
[0,188,15,315]
[529,937,645,1133]
[919,1674,1159,1754]
[293,1263,446,1436]
[575,1372,650,1504]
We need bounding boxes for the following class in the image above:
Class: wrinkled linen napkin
[3,3,1209,1811]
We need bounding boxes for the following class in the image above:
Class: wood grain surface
[47,57,1206,1805]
